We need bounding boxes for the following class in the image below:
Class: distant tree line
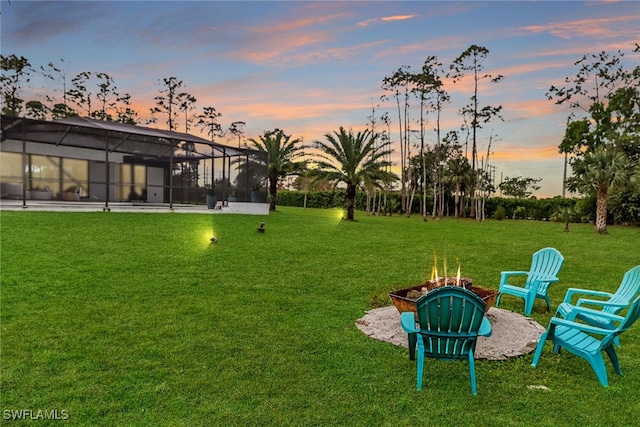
[275,190,637,226]
[0,56,247,145]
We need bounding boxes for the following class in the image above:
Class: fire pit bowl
[389,278,500,314]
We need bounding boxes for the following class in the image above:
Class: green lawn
[1,207,639,426]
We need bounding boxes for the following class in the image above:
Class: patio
[0,199,269,215]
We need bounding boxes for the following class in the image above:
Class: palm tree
[309,127,397,221]
[568,147,634,234]
[247,129,306,211]
[551,206,577,232]
[445,156,472,218]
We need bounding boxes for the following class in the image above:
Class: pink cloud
[282,40,387,64]
[372,35,464,62]
[523,39,640,60]
[520,15,640,39]
[358,14,417,27]
[254,12,349,34]
[227,31,331,65]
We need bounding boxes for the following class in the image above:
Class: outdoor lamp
[257,222,265,233]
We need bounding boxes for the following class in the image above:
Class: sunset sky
[2,0,639,197]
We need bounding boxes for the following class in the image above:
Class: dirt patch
[355,306,546,360]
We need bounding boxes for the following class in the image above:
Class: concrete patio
[0,199,269,215]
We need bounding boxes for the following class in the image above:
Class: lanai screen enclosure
[1,115,268,210]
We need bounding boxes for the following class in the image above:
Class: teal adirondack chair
[532,294,640,386]
[495,247,564,316]
[400,286,492,395]
[556,265,640,346]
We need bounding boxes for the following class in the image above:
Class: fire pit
[389,277,500,314]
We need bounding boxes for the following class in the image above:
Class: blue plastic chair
[531,295,640,386]
[556,266,640,346]
[400,286,492,395]
[495,247,564,316]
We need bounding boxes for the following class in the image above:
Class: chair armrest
[564,306,625,322]
[479,316,492,337]
[549,317,616,336]
[563,288,614,304]
[500,271,528,285]
[575,298,625,309]
[531,274,560,284]
[400,312,419,333]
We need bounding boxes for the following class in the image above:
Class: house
[1,115,268,211]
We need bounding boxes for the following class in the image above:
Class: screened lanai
[0,115,268,211]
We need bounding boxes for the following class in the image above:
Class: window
[61,158,88,197]
[117,164,146,201]
[0,152,22,182]
[29,155,62,193]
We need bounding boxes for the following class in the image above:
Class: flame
[443,256,448,281]
[430,254,462,287]
[432,253,438,280]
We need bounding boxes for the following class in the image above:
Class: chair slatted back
[527,247,564,295]
[618,295,640,333]
[606,266,640,314]
[415,287,487,360]
[600,295,640,348]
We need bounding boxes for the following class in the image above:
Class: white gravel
[355,306,546,360]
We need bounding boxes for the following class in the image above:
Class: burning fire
[430,254,462,287]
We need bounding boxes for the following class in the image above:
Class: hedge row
[273,190,610,223]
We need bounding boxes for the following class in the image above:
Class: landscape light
[210,236,218,243]
[257,222,265,233]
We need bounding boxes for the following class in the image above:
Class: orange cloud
[502,99,560,119]
[494,61,567,79]
[491,144,561,162]
[441,73,506,98]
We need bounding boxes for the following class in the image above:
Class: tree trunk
[595,188,608,234]
[407,184,416,218]
[454,182,460,218]
[383,191,388,216]
[431,181,437,219]
[269,175,277,211]
[373,189,378,216]
[346,184,356,221]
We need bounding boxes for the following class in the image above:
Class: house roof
[1,115,252,159]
